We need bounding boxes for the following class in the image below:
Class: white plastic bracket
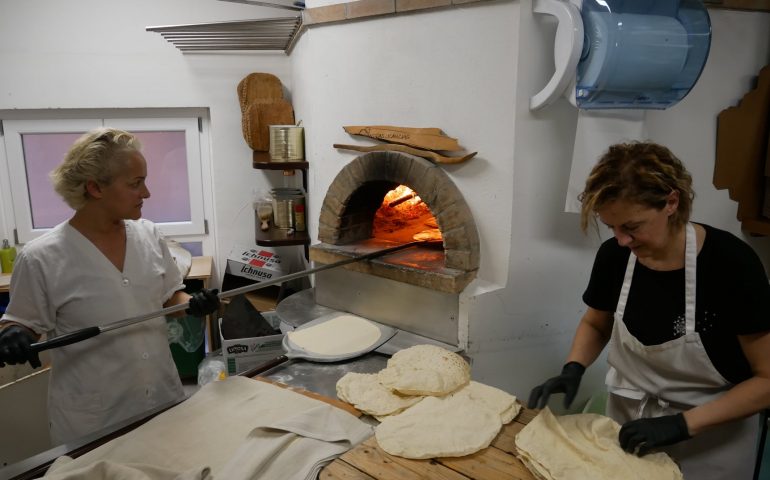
[529,0,584,111]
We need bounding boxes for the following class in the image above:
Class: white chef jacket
[1,219,186,445]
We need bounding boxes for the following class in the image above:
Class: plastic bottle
[0,239,16,274]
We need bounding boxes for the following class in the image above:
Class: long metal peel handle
[29,326,101,353]
[25,240,436,353]
[219,240,436,300]
[237,354,290,377]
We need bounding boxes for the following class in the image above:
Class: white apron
[605,223,760,479]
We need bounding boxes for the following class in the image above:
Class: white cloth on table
[217,403,371,480]
[44,376,373,480]
[44,460,211,480]
[1,219,186,444]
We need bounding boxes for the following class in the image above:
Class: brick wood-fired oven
[309,151,480,346]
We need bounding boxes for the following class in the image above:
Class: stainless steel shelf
[146,16,302,53]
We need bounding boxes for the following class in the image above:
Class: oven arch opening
[312,151,479,294]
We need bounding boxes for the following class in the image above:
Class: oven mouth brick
[315,151,479,293]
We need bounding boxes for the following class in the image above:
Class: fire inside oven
[313,151,479,294]
[373,185,443,244]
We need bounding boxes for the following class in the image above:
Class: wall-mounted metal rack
[146,16,302,53]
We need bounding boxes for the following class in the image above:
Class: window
[1,115,208,244]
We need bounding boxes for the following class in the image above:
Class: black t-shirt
[583,223,770,384]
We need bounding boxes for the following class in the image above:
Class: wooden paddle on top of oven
[333,143,477,164]
[336,125,477,164]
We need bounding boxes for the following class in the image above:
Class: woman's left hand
[618,413,691,456]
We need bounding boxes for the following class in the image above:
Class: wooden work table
[0,272,10,294]
[187,255,213,284]
[320,405,540,480]
[185,256,218,350]
[2,368,541,480]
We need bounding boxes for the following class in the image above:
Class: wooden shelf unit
[253,221,310,246]
[252,153,310,248]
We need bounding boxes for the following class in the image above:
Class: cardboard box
[219,311,284,376]
[226,245,287,283]
[714,64,770,235]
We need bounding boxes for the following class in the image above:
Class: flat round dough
[413,229,442,242]
[378,344,470,396]
[515,408,683,480]
[336,372,423,416]
[287,314,382,356]
[374,383,504,459]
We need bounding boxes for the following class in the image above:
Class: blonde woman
[0,128,219,445]
[529,142,770,478]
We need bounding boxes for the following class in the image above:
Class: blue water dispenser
[530,0,711,110]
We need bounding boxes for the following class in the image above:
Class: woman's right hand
[186,289,220,317]
[527,361,586,409]
[0,325,41,368]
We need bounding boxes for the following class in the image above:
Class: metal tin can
[271,188,305,230]
[272,196,292,229]
[269,125,305,163]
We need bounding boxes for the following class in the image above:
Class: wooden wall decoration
[714,64,770,235]
[237,73,295,162]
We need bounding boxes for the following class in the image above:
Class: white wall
[292,2,770,410]
[646,11,770,267]
[0,0,768,413]
[291,4,519,291]
[0,0,296,280]
[474,5,770,409]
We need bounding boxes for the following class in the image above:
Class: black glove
[0,325,42,369]
[528,361,585,409]
[619,413,691,456]
[186,289,220,317]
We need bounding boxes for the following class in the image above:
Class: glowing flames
[384,185,413,202]
[383,186,426,217]
[373,185,442,243]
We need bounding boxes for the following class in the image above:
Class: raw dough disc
[287,314,382,356]
[413,229,442,242]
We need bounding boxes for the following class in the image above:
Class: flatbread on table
[374,380,519,459]
[461,381,521,423]
[336,372,423,417]
[377,344,470,396]
[514,408,683,480]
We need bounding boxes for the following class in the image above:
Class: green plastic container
[167,315,206,379]
[0,239,16,274]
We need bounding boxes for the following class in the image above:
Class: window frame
[2,115,208,244]
[4,118,101,243]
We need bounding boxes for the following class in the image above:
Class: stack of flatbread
[335,344,521,459]
[515,408,683,480]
